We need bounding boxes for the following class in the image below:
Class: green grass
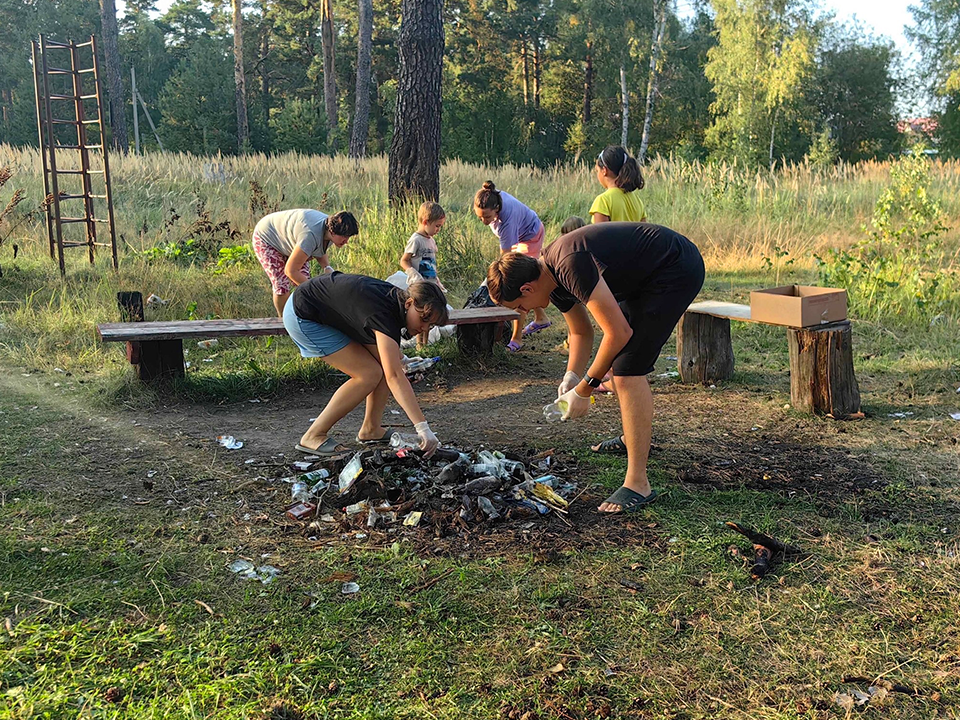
[2,149,960,718]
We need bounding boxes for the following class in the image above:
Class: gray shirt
[254,209,329,258]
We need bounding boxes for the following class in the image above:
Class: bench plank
[98,307,519,343]
[685,301,753,322]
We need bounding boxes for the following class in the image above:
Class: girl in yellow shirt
[589,146,646,223]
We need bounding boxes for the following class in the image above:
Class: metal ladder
[31,34,118,276]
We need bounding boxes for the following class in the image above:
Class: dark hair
[486,253,542,303]
[474,181,503,212]
[560,216,586,235]
[402,281,450,326]
[597,146,644,193]
[328,211,359,237]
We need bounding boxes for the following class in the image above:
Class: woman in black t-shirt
[486,222,704,513]
[282,273,450,458]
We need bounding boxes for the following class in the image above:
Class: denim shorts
[282,295,352,358]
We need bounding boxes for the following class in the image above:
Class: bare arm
[284,245,313,286]
[372,332,426,425]
[592,212,611,223]
[399,252,415,272]
[561,303,594,377]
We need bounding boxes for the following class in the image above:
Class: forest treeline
[1,0,959,165]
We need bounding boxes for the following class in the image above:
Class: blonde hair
[418,201,446,224]
[560,216,585,235]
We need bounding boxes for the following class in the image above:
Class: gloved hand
[405,267,424,285]
[414,420,439,458]
[322,265,335,275]
[558,386,592,420]
[558,370,580,397]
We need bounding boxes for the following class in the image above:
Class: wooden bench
[676,301,861,418]
[98,294,519,383]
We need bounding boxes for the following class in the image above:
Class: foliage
[214,243,255,273]
[817,150,957,323]
[269,98,327,155]
[704,0,815,167]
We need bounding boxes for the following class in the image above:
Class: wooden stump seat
[677,300,861,418]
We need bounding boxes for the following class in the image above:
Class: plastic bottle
[338,453,364,493]
[543,396,595,422]
[405,356,441,373]
[390,432,421,449]
[300,468,329,482]
[291,481,311,503]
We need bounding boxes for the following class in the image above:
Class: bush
[816,149,957,324]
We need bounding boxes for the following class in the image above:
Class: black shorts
[612,243,705,377]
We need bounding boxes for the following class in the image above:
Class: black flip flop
[295,437,342,456]
[592,435,628,455]
[356,431,391,446]
[599,486,659,513]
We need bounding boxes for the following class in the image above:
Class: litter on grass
[197,339,219,349]
[887,411,914,418]
[950,412,960,421]
[145,293,168,306]
[217,435,244,450]
[228,559,280,584]
[341,582,360,594]
[274,443,580,535]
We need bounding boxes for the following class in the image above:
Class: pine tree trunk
[583,39,593,125]
[388,0,444,205]
[639,0,666,163]
[232,0,250,152]
[769,104,779,170]
[99,0,129,152]
[259,0,271,124]
[349,0,373,158]
[521,38,530,109]
[620,65,628,147]
[533,39,541,109]
[320,0,338,153]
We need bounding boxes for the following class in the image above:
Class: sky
[126,0,917,54]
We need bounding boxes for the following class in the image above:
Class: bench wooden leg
[133,339,185,383]
[456,322,505,355]
[787,321,861,418]
[677,312,735,384]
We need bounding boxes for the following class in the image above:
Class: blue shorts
[282,295,352,358]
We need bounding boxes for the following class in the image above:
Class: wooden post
[116,291,184,382]
[787,321,861,418]
[456,321,506,356]
[676,312,735,384]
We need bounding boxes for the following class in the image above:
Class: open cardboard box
[749,285,847,328]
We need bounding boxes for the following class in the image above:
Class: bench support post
[677,312,735,384]
[456,321,506,355]
[134,339,185,383]
[787,321,860,418]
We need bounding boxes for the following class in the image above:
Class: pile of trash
[275,434,577,534]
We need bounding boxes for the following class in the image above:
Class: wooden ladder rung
[52,144,103,150]
[47,168,105,175]
[47,93,98,101]
[59,193,108,200]
[51,118,101,125]
[60,217,110,224]
[62,241,113,248]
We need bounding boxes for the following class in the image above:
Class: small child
[400,201,446,346]
[590,146,646,223]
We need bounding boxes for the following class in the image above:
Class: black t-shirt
[292,272,406,345]
[543,222,694,312]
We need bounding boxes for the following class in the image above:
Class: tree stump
[787,321,861,418]
[676,312,735,384]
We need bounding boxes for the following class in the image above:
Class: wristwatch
[583,374,602,389]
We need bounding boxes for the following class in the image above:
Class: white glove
[558,371,579,397]
[414,420,439,458]
[322,265,335,275]
[405,267,424,285]
[558,387,592,421]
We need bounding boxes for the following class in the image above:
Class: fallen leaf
[547,663,565,674]
[321,571,358,583]
[194,599,214,615]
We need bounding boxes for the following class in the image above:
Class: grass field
[1,147,959,719]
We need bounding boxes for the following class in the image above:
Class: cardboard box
[749,285,847,328]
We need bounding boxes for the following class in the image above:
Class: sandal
[592,435,628,455]
[356,431,391,446]
[506,340,523,353]
[599,486,659,513]
[522,320,552,336]
[295,437,342,456]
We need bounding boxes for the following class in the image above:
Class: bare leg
[299,342,383,449]
[534,306,549,325]
[273,291,290,318]
[358,376,391,441]
[598,374,654,512]
[511,312,527,345]
[417,330,429,349]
